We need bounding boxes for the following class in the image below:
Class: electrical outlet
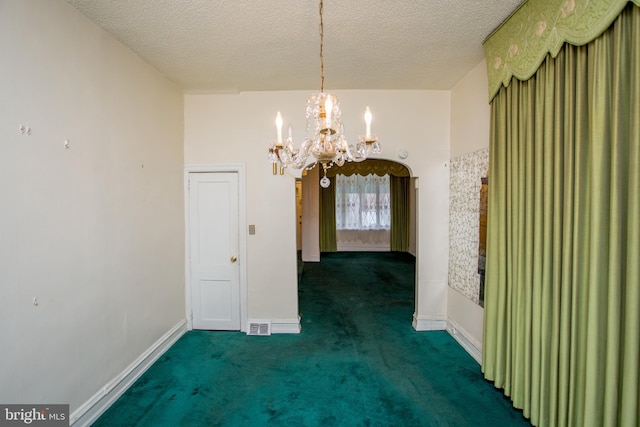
[249,225,256,235]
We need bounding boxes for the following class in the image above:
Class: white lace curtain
[335,174,390,230]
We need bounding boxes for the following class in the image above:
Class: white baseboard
[412,314,482,364]
[412,314,447,331]
[271,317,301,334]
[446,319,482,364]
[70,319,188,427]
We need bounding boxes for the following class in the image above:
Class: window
[335,174,390,230]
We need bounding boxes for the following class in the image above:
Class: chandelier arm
[342,141,355,161]
[277,139,313,169]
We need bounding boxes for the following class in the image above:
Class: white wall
[0,0,185,414]
[184,90,450,328]
[448,60,491,354]
[450,60,491,157]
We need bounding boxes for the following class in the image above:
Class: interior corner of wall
[446,319,482,364]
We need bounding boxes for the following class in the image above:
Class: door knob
[230,256,237,263]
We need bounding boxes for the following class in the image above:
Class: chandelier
[267,0,381,188]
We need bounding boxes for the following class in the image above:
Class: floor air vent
[247,321,271,336]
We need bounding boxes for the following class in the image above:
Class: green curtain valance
[484,0,640,101]
[325,159,410,178]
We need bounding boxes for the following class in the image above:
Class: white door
[188,172,240,330]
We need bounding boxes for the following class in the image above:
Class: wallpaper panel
[448,148,489,304]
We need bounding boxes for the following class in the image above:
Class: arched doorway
[297,159,419,327]
[299,159,416,261]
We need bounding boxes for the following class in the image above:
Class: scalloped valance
[484,0,640,101]
[324,159,410,178]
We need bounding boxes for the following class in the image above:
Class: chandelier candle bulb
[365,107,372,140]
[276,112,283,144]
[325,97,333,130]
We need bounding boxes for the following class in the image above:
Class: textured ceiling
[65,0,525,93]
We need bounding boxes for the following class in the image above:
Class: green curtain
[319,176,337,252]
[390,176,410,252]
[483,4,639,427]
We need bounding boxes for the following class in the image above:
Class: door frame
[184,163,247,332]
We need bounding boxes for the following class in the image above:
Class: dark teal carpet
[94,252,529,426]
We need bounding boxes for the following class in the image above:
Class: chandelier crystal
[267,0,381,187]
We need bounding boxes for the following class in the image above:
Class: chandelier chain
[319,0,324,93]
